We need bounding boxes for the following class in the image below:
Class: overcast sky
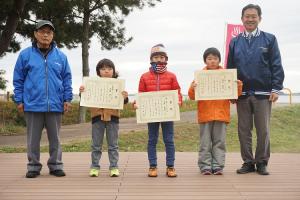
[1,0,300,96]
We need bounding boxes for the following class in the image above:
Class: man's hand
[17,103,24,112]
[64,102,72,112]
[269,93,279,102]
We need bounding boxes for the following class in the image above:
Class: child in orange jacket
[188,47,242,175]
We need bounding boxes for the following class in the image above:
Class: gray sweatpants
[90,120,119,170]
[237,96,271,165]
[198,121,227,171]
[25,112,63,172]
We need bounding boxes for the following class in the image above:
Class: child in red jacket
[137,44,182,177]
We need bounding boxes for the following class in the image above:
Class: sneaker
[49,170,66,177]
[256,163,269,175]
[213,168,223,175]
[148,167,158,177]
[89,168,100,177]
[236,163,255,174]
[201,169,212,175]
[166,167,177,177]
[26,171,40,178]
[109,168,120,177]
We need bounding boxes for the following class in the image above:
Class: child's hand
[178,99,182,107]
[133,100,138,109]
[191,80,197,88]
[122,91,128,99]
[79,85,85,93]
[230,99,237,104]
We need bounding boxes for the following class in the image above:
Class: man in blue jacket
[227,4,284,175]
[13,20,73,178]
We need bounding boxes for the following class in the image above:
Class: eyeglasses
[37,29,53,36]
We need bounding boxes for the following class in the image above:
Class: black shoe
[256,163,269,175]
[26,171,40,178]
[49,170,66,177]
[236,163,255,174]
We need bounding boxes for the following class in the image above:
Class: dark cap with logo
[35,20,55,31]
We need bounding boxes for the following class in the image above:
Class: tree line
[0,0,160,122]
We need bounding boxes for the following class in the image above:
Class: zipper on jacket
[45,59,50,111]
[156,73,160,91]
[36,46,51,112]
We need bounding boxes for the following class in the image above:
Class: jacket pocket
[57,86,64,103]
[259,46,269,66]
[24,76,38,102]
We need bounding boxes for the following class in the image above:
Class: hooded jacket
[13,42,73,112]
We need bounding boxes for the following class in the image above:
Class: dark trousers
[237,96,271,165]
[25,112,63,172]
[147,121,175,167]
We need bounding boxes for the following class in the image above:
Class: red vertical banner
[224,24,244,68]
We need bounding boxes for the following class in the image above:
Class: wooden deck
[0,152,300,200]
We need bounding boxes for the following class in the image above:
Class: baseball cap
[36,20,55,31]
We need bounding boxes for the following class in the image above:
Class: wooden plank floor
[0,152,300,200]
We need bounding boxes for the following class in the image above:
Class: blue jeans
[91,120,119,170]
[147,121,175,167]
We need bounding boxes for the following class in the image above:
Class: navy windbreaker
[227,30,284,96]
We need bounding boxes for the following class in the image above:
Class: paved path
[0,103,290,147]
[0,111,198,147]
[0,152,300,200]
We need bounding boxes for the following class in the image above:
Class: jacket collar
[203,66,223,70]
[242,28,260,38]
[32,41,56,49]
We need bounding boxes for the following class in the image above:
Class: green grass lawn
[1,104,300,153]
[0,100,197,136]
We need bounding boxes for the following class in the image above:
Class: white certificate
[136,90,180,123]
[194,69,237,100]
[80,77,125,109]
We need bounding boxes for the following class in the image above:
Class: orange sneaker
[148,167,158,177]
[166,167,177,177]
